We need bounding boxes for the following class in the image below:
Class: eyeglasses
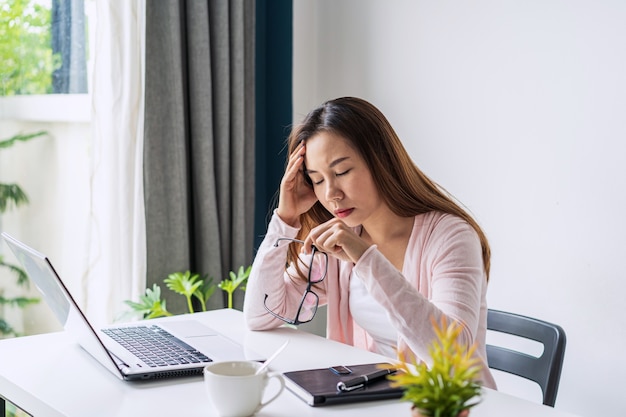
[263,238,328,325]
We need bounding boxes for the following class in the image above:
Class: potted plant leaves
[124,266,251,319]
[388,317,483,417]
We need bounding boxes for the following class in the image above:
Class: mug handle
[259,372,285,408]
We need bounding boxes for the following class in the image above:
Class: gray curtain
[143,1,255,313]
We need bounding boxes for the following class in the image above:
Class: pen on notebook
[336,368,396,392]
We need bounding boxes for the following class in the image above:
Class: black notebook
[283,362,404,406]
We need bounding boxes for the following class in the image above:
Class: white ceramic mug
[204,360,285,417]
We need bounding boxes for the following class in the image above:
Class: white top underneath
[349,270,397,358]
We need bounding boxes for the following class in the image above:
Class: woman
[243,97,496,388]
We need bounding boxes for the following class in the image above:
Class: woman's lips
[334,208,354,218]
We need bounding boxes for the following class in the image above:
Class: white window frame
[0,95,90,123]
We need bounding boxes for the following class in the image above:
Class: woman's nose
[325,180,343,202]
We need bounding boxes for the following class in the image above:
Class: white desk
[0,309,581,417]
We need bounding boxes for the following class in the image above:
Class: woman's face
[304,131,385,228]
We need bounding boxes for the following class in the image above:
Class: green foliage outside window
[0,0,59,96]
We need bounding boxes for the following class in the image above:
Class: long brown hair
[285,97,491,280]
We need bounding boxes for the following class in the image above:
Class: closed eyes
[311,169,352,186]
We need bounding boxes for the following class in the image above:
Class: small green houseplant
[217,265,251,309]
[124,265,251,319]
[388,317,483,417]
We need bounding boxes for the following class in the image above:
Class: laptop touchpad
[159,320,218,337]
[189,335,253,361]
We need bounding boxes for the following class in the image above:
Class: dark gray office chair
[486,309,566,407]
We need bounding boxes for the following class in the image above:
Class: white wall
[293,1,625,416]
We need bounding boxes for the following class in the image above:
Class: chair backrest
[486,309,566,407]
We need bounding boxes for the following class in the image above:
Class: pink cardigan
[243,210,496,389]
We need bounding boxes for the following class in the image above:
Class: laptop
[1,232,265,381]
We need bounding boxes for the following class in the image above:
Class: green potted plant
[388,317,483,417]
[217,265,251,309]
[124,265,251,319]
[0,131,47,337]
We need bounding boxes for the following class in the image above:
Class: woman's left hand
[303,218,371,264]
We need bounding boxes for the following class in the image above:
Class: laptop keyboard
[102,325,211,368]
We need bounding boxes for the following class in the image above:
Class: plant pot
[411,406,470,417]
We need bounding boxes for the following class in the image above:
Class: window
[0,0,92,96]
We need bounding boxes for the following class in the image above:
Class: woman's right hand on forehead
[276,141,318,227]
